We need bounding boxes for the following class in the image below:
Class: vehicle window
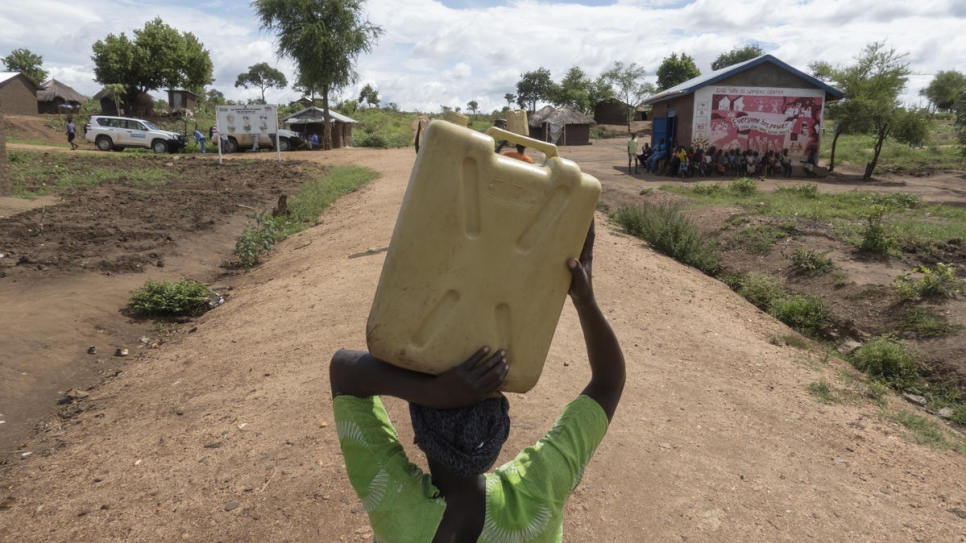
[142,121,159,131]
[95,118,111,127]
[128,121,146,131]
[110,119,125,128]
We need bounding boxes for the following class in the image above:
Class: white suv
[85,116,187,154]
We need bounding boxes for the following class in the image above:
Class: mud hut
[37,80,87,114]
[280,106,357,149]
[0,72,40,115]
[528,105,593,146]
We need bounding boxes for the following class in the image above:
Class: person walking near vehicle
[627,133,639,174]
[193,127,206,153]
[330,220,625,543]
[66,117,78,150]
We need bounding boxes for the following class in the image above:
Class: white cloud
[2,0,964,112]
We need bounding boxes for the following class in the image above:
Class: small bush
[612,201,720,274]
[235,213,282,269]
[730,177,758,196]
[807,379,842,404]
[792,248,834,275]
[691,183,724,196]
[792,184,819,198]
[851,334,921,390]
[768,294,829,337]
[130,279,212,316]
[860,204,901,256]
[355,132,389,148]
[736,272,785,311]
[893,263,966,300]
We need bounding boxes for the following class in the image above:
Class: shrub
[792,248,834,275]
[897,308,965,338]
[792,183,819,199]
[235,213,282,269]
[851,334,921,390]
[612,201,720,274]
[893,263,966,300]
[691,183,724,196]
[729,177,758,196]
[130,279,212,316]
[768,294,829,337]
[860,204,901,256]
[735,272,785,311]
[807,379,841,404]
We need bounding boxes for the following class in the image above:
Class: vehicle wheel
[279,138,291,152]
[96,136,113,151]
[226,137,239,153]
[152,140,169,154]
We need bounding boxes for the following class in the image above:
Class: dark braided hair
[409,396,510,478]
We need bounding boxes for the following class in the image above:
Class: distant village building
[37,80,87,114]
[93,87,155,116]
[167,89,198,113]
[0,72,40,115]
[281,106,357,149]
[529,105,594,146]
[641,54,844,162]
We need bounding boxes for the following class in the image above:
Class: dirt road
[2,138,966,541]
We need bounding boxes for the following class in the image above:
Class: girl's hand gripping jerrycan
[366,121,600,393]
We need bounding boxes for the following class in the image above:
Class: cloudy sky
[2,0,964,113]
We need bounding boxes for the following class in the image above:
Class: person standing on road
[627,133,639,174]
[66,118,78,150]
[329,220,625,543]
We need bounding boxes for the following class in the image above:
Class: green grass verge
[235,165,378,268]
[7,150,179,198]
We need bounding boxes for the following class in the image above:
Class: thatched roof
[38,80,87,104]
[93,87,115,100]
[529,105,593,126]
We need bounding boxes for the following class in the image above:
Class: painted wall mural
[692,86,825,159]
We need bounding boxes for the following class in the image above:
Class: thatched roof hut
[528,105,594,146]
[38,80,87,114]
[281,106,357,149]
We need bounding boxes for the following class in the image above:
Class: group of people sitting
[637,137,817,179]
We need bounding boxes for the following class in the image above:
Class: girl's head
[410,396,510,478]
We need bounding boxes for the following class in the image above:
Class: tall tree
[602,61,651,129]
[515,67,557,113]
[955,94,966,156]
[920,70,966,112]
[466,100,479,116]
[91,18,214,115]
[553,66,593,114]
[820,42,911,180]
[656,52,700,91]
[206,88,226,105]
[2,48,48,84]
[234,62,288,103]
[711,44,764,71]
[504,93,515,110]
[359,83,379,108]
[254,0,382,150]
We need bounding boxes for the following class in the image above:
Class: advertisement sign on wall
[692,86,825,159]
[215,105,281,162]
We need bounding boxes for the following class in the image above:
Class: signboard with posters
[215,104,281,163]
[691,85,825,160]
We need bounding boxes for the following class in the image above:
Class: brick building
[0,72,40,115]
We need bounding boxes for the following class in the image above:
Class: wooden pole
[0,102,10,197]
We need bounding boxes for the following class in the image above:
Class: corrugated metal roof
[281,106,357,124]
[642,55,844,106]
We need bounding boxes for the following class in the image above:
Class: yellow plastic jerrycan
[366,121,600,393]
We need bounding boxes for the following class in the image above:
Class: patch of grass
[850,334,922,391]
[735,272,785,311]
[729,177,758,196]
[769,334,810,349]
[882,410,966,452]
[897,307,965,338]
[612,201,720,274]
[768,295,830,337]
[234,165,378,268]
[893,263,966,300]
[822,129,966,174]
[860,204,902,256]
[728,222,793,255]
[807,379,842,404]
[7,151,179,198]
[638,188,653,196]
[791,247,834,275]
[129,280,213,317]
[865,380,890,406]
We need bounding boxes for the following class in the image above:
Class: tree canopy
[818,42,911,180]
[254,0,382,149]
[516,67,557,113]
[359,83,379,108]
[235,62,288,103]
[504,93,516,110]
[656,52,700,91]
[601,61,649,128]
[920,70,966,112]
[711,45,764,71]
[91,18,213,115]
[2,48,48,84]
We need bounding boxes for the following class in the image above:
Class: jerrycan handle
[485,126,558,160]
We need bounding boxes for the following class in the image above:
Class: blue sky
[2,0,964,113]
